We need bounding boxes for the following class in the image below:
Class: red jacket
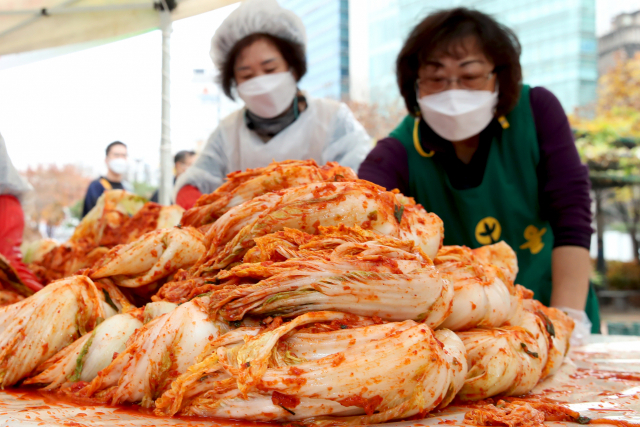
[0,195,43,292]
[176,185,202,210]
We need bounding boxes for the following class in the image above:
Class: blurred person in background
[358,8,599,341]
[174,0,371,209]
[150,150,196,203]
[0,133,43,292]
[82,141,132,217]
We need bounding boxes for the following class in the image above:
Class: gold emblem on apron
[475,217,501,245]
[520,225,547,254]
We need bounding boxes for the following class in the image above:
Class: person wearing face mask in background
[81,141,133,217]
[359,8,599,344]
[174,0,371,209]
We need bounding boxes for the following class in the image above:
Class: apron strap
[99,178,113,191]
[412,116,435,158]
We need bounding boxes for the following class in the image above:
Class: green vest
[390,85,600,332]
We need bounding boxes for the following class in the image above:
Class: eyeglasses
[417,72,494,94]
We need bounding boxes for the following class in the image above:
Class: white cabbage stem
[25,313,143,389]
[181,160,355,228]
[521,298,574,378]
[71,190,147,245]
[471,241,519,285]
[0,275,108,387]
[207,257,452,326]
[156,205,185,229]
[243,224,431,267]
[26,301,181,390]
[143,301,178,324]
[89,227,205,287]
[156,311,467,424]
[455,289,563,400]
[435,245,516,331]
[194,181,443,274]
[82,296,230,407]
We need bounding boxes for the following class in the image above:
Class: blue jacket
[82,177,130,217]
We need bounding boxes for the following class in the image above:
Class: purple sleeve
[530,86,593,249]
[357,138,409,193]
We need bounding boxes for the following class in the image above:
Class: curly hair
[396,8,522,118]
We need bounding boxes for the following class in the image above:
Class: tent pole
[159,10,172,206]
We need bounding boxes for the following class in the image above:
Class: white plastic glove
[557,307,591,347]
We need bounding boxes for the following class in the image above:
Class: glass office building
[279,0,350,100]
[368,0,597,113]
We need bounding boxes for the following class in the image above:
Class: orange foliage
[598,52,640,113]
[21,164,92,227]
[344,100,407,141]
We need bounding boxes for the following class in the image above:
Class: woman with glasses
[359,8,599,339]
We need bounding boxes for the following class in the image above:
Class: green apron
[390,85,600,332]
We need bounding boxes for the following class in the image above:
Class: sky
[0,3,240,178]
[596,0,639,36]
[0,0,637,178]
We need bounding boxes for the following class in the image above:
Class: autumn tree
[20,164,92,240]
[343,99,407,142]
[572,53,640,267]
[598,53,640,112]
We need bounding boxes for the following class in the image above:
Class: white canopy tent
[0,0,239,204]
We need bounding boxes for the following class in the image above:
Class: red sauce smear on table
[460,397,640,427]
[7,384,640,426]
[571,369,640,382]
[3,388,278,426]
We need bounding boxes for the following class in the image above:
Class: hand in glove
[0,195,44,293]
[557,306,591,347]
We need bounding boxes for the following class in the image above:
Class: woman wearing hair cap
[175,0,371,208]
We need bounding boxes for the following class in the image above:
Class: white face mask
[418,88,498,142]
[237,71,298,119]
[108,158,128,175]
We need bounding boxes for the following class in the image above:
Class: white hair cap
[210,0,306,71]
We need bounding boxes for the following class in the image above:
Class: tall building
[368,0,597,113]
[279,0,350,100]
[598,10,640,76]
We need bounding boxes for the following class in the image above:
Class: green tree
[69,199,84,220]
[571,54,640,269]
[132,181,155,201]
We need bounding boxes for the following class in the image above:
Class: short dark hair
[220,33,306,100]
[106,141,127,156]
[396,8,522,118]
[174,150,195,165]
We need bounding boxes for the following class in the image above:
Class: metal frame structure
[0,0,238,204]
